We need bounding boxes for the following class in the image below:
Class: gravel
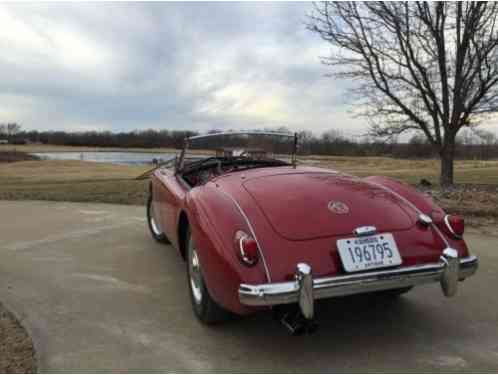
[0,302,36,373]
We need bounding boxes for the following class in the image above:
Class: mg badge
[328,201,349,214]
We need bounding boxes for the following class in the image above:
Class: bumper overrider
[239,248,478,319]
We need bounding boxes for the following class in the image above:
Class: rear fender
[184,184,268,314]
[364,176,442,215]
[364,176,469,257]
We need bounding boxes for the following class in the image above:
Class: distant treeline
[9,129,197,149]
[3,128,498,160]
[298,130,498,160]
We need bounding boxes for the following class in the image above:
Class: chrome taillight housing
[444,215,464,239]
[234,230,259,266]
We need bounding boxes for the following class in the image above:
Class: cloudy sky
[0,2,366,136]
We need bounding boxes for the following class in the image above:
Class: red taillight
[444,215,464,239]
[234,231,259,266]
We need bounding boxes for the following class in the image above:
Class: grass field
[0,150,497,220]
[310,156,498,220]
[3,144,497,183]
[0,160,150,205]
[306,155,498,185]
[2,144,498,183]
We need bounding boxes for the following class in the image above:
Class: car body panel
[150,164,470,315]
[242,172,414,240]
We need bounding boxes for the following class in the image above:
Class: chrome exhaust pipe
[272,262,317,336]
[275,307,318,336]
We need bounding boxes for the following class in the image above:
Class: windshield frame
[175,131,298,173]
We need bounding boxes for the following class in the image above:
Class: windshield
[176,131,297,187]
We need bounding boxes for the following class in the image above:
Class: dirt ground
[0,303,36,373]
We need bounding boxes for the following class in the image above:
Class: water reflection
[32,151,177,165]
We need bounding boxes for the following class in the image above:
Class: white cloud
[0,2,369,136]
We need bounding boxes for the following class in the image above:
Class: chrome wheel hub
[149,202,162,236]
[188,241,203,304]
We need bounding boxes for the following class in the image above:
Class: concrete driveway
[0,200,496,372]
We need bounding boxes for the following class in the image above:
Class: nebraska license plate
[337,233,402,273]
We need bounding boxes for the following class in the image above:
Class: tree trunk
[440,137,456,187]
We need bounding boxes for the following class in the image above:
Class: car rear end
[229,170,478,321]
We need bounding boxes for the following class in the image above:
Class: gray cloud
[0,2,366,135]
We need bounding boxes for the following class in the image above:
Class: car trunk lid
[243,172,414,241]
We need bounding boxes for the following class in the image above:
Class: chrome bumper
[239,249,478,319]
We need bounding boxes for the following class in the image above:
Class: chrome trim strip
[459,255,479,277]
[444,214,462,239]
[187,131,295,141]
[217,189,272,283]
[353,226,377,236]
[176,175,192,191]
[418,213,433,225]
[238,236,256,266]
[239,256,478,307]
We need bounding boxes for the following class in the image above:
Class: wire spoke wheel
[188,238,203,304]
[146,193,169,243]
[185,228,231,324]
[149,201,162,237]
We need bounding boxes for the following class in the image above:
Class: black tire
[375,286,413,298]
[146,194,169,243]
[185,228,230,324]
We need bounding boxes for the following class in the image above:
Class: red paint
[150,165,470,315]
[445,215,465,238]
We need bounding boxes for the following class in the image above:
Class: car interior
[180,155,289,187]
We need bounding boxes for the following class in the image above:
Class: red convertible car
[147,131,478,333]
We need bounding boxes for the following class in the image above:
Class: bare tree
[308,2,498,186]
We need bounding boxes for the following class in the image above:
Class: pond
[32,151,178,165]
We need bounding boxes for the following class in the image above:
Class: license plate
[337,233,402,273]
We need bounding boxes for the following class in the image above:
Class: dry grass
[6,145,497,184]
[431,188,498,219]
[305,156,498,221]
[304,156,498,185]
[0,156,497,222]
[0,160,149,205]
